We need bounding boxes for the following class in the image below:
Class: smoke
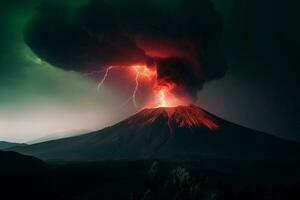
[24,0,226,98]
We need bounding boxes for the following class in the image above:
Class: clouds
[24,0,226,97]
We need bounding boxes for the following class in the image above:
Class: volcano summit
[11,105,300,162]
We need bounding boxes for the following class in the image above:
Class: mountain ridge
[0,141,27,150]
[9,105,300,162]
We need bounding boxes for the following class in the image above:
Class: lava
[126,104,220,135]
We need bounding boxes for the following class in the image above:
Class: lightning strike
[132,70,139,107]
[96,64,157,108]
[97,66,114,91]
[130,65,157,107]
[96,64,188,109]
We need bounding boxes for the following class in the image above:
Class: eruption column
[159,90,167,107]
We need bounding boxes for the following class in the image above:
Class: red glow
[152,82,190,108]
[128,65,191,108]
[126,105,219,133]
[131,65,156,80]
[97,64,191,108]
[129,65,157,107]
[127,64,191,108]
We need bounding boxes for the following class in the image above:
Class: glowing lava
[126,104,219,133]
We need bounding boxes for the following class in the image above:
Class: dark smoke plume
[24,0,226,97]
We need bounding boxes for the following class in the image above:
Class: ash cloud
[24,0,226,97]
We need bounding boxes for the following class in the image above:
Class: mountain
[27,129,90,144]
[10,104,300,162]
[0,141,27,150]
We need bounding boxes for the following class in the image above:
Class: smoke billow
[24,0,226,98]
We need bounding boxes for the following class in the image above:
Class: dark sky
[0,0,299,142]
[198,0,300,141]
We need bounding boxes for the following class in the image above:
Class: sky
[198,0,300,141]
[0,0,299,143]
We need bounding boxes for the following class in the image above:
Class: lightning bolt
[95,65,140,107]
[97,66,114,91]
[95,65,155,108]
[132,70,140,107]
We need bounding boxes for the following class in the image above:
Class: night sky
[0,0,299,142]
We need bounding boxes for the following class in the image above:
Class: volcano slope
[10,105,300,162]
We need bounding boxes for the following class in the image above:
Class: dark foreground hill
[0,150,45,172]
[0,159,299,200]
[10,105,300,162]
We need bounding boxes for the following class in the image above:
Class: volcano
[11,105,300,162]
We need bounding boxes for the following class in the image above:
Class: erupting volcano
[15,0,300,163]
[11,104,300,162]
